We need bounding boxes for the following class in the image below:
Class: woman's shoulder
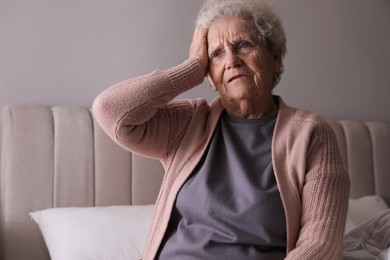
[276,96,334,134]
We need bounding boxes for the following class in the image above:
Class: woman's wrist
[165,58,205,94]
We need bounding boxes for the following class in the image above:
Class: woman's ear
[207,74,218,91]
[273,51,283,73]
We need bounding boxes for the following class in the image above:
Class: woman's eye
[210,51,220,59]
[239,41,251,49]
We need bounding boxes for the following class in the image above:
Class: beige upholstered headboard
[0,105,164,260]
[1,105,390,260]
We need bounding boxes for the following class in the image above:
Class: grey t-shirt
[157,111,286,260]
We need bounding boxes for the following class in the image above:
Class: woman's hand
[189,25,209,76]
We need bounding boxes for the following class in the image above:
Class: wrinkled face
[207,16,282,105]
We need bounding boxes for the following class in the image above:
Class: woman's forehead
[208,16,251,34]
[207,17,256,49]
[207,17,251,38]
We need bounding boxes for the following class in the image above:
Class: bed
[1,105,390,260]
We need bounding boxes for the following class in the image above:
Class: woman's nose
[225,51,242,70]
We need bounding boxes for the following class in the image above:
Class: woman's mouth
[228,75,248,83]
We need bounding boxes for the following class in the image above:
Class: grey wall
[274,0,390,122]
[1,0,390,152]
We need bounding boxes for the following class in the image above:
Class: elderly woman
[93,0,350,259]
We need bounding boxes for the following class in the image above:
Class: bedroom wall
[1,0,390,160]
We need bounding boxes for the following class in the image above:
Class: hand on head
[189,25,209,76]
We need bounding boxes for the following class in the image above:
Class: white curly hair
[196,0,287,88]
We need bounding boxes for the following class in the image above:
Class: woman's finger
[189,25,209,75]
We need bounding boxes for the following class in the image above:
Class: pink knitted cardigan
[93,58,350,260]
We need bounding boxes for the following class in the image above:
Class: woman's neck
[222,96,278,119]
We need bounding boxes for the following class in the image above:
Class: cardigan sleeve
[92,58,205,159]
[285,118,350,260]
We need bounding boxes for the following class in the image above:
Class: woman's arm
[92,26,209,159]
[286,120,350,260]
[92,58,205,159]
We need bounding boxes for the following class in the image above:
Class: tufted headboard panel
[0,105,163,260]
[1,105,389,260]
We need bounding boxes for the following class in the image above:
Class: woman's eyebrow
[208,45,221,55]
[208,34,253,54]
[230,34,253,44]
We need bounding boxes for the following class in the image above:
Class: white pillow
[29,204,154,260]
[346,195,389,233]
